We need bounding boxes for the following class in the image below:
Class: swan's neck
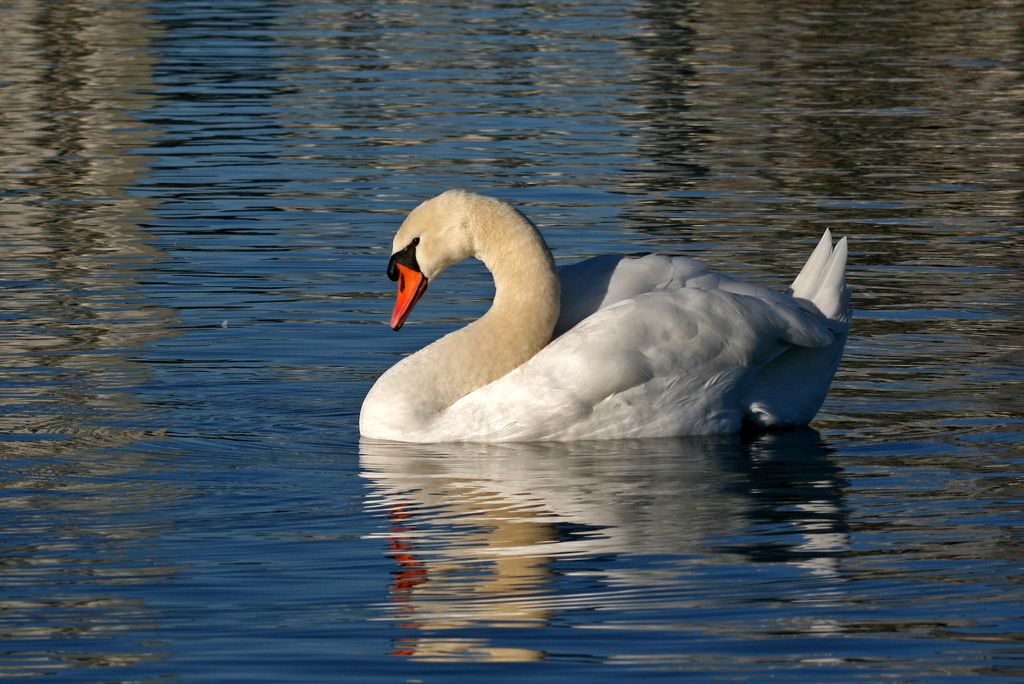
[363,197,560,437]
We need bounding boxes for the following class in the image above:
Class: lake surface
[2,0,1023,680]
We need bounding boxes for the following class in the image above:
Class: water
[2,0,1022,680]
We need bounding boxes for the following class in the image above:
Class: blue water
[2,0,1023,680]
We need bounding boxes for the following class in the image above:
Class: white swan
[360,190,850,442]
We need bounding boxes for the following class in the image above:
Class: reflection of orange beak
[390,263,428,331]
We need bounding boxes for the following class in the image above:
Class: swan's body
[360,190,850,442]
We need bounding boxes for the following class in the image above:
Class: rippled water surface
[2,1,1023,680]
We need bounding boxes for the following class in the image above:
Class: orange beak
[390,263,428,331]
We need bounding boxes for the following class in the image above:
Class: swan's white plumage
[360,190,851,443]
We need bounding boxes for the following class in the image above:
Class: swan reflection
[360,430,848,661]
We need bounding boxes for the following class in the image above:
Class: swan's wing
[557,252,847,334]
[555,254,709,335]
[434,283,838,442]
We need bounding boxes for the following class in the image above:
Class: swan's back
[556,230,849,334]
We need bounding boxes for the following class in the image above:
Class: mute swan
[360,190,850,442]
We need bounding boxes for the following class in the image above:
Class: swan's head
[386,190,475,330]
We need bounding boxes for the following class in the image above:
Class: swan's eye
[387,237,422,281]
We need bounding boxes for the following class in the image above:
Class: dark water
[2,0,1023,680]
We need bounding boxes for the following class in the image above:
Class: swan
[359,189,850,442]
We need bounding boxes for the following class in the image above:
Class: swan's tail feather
[743,232,851,429]
[789,230,850,323]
